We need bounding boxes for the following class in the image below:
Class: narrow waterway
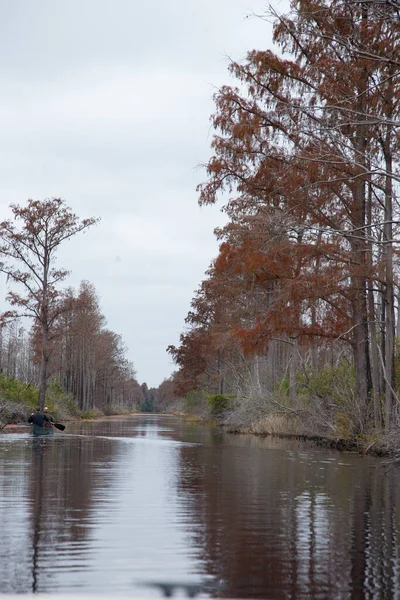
[0,415,399,598]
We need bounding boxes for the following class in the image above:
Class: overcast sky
[0,0,279,387]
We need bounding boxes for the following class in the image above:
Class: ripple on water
[0,417,399,598]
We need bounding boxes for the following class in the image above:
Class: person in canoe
[43,407,54,428]
[28,407,51,435]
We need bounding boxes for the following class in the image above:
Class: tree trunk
[366,178,382,430]
[368,283,382,430]
[381,60,395,431]
[349,2,371,426]
[289,338,298,408]
[39,324,49,410]
[349,178,371,424]
[384,149,395,431]
[351,275,371,429]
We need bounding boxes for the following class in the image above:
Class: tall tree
[197,0,400,428]
[0,198,98,409]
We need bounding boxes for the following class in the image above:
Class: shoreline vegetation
[1,387,395,461]
[165,1,400,463]
[187,414,394,459]
[0,200,145,422]
[0,402,375,455]
[168,391,398,460]
[0,373,146,434]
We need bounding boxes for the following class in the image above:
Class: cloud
[0,0,274,386]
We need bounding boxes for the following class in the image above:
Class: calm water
[0,415,399,598]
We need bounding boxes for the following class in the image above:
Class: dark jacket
[28,412,49,427]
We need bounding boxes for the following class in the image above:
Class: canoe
[32,424,55,436]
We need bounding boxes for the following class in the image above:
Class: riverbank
[229,428,389,456]
[1,411,393,460]
[176,409,392,458]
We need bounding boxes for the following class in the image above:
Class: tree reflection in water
[175,428,400,599]
[30,437,46,593]
[0,432,120,594]
[1,418,400,598]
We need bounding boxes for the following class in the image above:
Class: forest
[2,0,400,452]
[0,198,154,427]
[167,0,400,449]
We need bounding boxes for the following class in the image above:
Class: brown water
[0,415,399,598]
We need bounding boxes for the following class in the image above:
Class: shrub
[297,360,355,407]
[206,393,233,418]
[80,409,103,419]
[0,374,39,407]
[184,389,208,415]
[0,399,29,428]
[45,381,80,420]
[296,360,367,436]
[103,404,132,416]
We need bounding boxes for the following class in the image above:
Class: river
[0,415,399,598]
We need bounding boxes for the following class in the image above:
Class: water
[0,415,399,598]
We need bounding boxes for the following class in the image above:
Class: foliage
[0,405,6,431]
[0,400,27,425]
[297,361,355,407]
[295,361,371,436]
[0,203,142,420]
[140,397,154,413]
[207,393,233,418]
[80,410,98,420]
[53,282,141,412]
[0,375,38,428]
[0,198,98,409]
[0,374,38,407]
[45,380,81,420]
[185,389,208,415]
[139,382,155,413]
[168,0,400,438]
[103,404,133,416]
[0,376,83,423]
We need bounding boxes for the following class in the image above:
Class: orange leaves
[172,0,400,397]
[192,204,357,362]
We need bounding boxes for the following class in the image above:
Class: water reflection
[31,438,46,592]
[0,417,400,598]
[0,432,128,593]
[175,427,400,599]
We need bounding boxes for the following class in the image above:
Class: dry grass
[249,412,308,436]
[0,401,27,431]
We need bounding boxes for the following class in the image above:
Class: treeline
[0,197,146,419]
[0,281,144,414]
[168,0,400,441]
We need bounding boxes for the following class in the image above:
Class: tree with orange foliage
[0,198,98,409]
[195,0,400,430]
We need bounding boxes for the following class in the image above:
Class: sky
[0,0,280,387]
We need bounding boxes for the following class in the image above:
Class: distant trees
[52,281,142,412]
[139,376,183,413]
[0,198,98,409]
[169,0,400,434]
[0,198,142,414]
[0,280,143,414]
